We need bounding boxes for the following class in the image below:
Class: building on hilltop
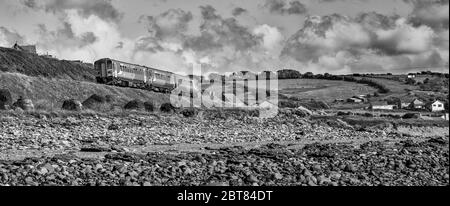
[12,42,37,54]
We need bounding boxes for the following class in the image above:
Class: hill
[0,47,96,82]
[0,72,170,110]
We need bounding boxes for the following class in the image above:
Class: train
[94,58,198,93]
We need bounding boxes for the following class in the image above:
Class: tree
[276,69,301,79]
[303,72,314,78]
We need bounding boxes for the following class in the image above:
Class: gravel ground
[0,139,448,186]
[0,110,398,152]
[0,110,448,186]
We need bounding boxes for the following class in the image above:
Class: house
[408,99,425,110]
[347,98,363,103]
[427,100,445,112]
[369,101,397,110]
[401,102,411,109]
[12,43,37,54]
[351,96,367,102]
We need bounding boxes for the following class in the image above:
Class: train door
[101,60,106,77]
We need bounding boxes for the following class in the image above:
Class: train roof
[95,58,173,74]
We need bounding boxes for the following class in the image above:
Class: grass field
[277,79,377,102]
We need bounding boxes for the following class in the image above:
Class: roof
[348,98,362,101]
[370,101,388,106]
[411,99,425,105]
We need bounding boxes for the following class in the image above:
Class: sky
[0,0,448,75]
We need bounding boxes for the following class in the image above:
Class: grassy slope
[278,79,377,102]
[0,72,170,109]
[0,47,96,82]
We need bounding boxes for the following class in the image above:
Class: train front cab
[95,58,113,83]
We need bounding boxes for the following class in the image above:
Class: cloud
[184,5,262,52]
[281,12,447,73]
[263,0,307,15]
[22,0,123,23]
[232,7,247,16]
[407,0,449,30]
[139,9,193,39]
[36,22,98,49]
[0,27,26,46]
[253,24,284,52]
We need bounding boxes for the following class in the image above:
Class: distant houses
[407,73,416,79]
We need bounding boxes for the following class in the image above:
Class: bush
[363,113,374,117]
[402,113,420,119]
[62,99,83,111]
[124,99,144,110]
[181,107,197,117]
[83,94,107,109]
[337,111,349,116]
[0,89,12,110]
[278,100,299,108]
[160,103,176,113]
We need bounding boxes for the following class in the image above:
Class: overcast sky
[0,0,448,74]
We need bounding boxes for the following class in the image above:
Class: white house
[428,100,445,112]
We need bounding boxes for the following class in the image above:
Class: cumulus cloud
[22,0,123,23]
[263,0,307,15]
[0,27,26,46]
[281,12,447,73]
[232,7,247,16]
[36,22,98,49]
[407,0,449,30]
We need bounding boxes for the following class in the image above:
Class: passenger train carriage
[95,58,198,93]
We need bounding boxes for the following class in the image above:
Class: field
[277,79,377,102]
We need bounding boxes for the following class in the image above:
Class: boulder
[62,99,83,111]
[0,89,12,110]
[12,96,34,111]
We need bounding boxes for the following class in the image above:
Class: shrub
[62,99,83,111]
[363,113,374,117]
[0,89,12,110]
[278,100,299,108]
[124,99,144,110]
[160,103,176,113]
[402,113,420,119]
[181,107,197,117]
[83,94,107,109]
